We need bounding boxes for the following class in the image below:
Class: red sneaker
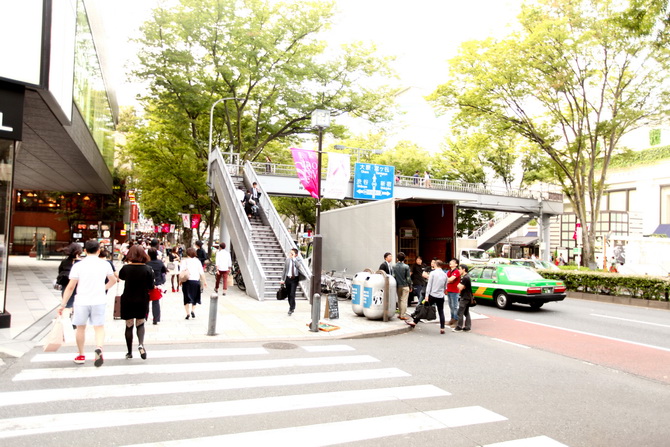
[73,355,85,364]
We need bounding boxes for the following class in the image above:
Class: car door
[471,266,496,300]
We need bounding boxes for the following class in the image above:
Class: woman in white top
[180,247,207,319]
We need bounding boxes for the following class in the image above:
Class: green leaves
[124,0,396,227]
[429,0,670,266]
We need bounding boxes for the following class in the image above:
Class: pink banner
[161,223,170,233]
[291,147,319,199]
[191,214,201,229]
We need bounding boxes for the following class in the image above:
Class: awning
[653,224,670,237]
[509,236,538,246]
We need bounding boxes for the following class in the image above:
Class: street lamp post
[208,97,242,154]
[309,109,330,332]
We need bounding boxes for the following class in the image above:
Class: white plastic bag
[43,316,64,352]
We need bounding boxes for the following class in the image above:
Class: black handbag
[469,297,477,307]
[276,284,288,300]
[412,302,436,321]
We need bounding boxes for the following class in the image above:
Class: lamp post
[309,109,330,332]
[208,97,242,154]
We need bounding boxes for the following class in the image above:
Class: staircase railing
[208,149,265,300]
[243,162,312,297]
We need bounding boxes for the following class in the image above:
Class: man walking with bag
[280,248,305,316]
[407,260,449,334]
[57,239,117,366]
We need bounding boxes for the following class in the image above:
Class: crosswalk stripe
[301,344,355,352]
[0,385,449,439]
[484,435,569,446]
[12,354,379,381]
[30,347,268,363]
[0,367,412,407]
[120,406,506,447]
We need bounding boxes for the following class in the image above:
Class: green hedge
[538,270,670,301]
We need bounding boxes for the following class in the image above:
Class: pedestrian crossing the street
[0,344,570,446]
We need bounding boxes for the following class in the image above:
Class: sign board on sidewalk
[353,163,394,200]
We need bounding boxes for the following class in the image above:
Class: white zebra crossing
[13,354,379,381]
[121,407,508,447]
[1,343,570,446]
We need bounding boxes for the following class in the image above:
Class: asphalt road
[0,298,667,447]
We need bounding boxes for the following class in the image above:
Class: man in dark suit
[379,252,393,274]
[280,248,305,316]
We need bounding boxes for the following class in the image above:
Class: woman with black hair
[57,243,82,317]
[119,245,154,360]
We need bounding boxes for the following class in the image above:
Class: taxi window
[482,268,493,279]
[470,268,483,279]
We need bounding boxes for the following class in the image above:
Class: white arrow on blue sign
[353,163,395,200]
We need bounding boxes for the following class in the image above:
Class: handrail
[250,162,564,202]
[208,150,265,300]
[243,162,312,297]
[470,212,510,239]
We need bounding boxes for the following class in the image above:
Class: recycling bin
[362,273,397,320]
[351,271,371,316]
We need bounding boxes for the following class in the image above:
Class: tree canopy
[429,0,670,265]
[123,0,397,227]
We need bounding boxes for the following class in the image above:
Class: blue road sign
[353,163,395,200]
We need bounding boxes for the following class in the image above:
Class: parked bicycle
[204,259,218,276]
[231,260,246,291]
[321,269,352,301]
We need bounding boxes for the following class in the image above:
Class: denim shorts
[72,304,106,326]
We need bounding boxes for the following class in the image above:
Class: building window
[602,189,635,212]
[73,0,115,169]
[660,185,670,225]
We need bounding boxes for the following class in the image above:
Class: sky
[100,0,525,151]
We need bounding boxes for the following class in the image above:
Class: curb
[568,292,670,311]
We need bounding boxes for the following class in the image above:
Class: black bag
[276,284,288,300]
[469,297,477,307]
[412,303,436,321]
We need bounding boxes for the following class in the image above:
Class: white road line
[493,338,530,349]
[13,354,379,381]
[121,406,506,447]
[516,319,670,353]
[0,385,450,439]
[0,368,411,407]
[31,347,268,363]
[485,435,569,446]
[301,344,355,352]
[591,313,670,329]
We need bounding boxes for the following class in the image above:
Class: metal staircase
[208,149,310,300]
[469,212,534,250]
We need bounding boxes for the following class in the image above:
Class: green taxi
[468,264,566,309]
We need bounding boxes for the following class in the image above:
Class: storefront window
[0,140,14,315]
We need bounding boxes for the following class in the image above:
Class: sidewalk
[0,256,409,358]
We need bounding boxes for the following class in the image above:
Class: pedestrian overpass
[207,150,563,300]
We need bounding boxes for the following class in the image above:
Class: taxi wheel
[494,291,512,309]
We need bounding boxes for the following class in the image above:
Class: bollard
[207,293,219,336]
[310,293,321,332]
